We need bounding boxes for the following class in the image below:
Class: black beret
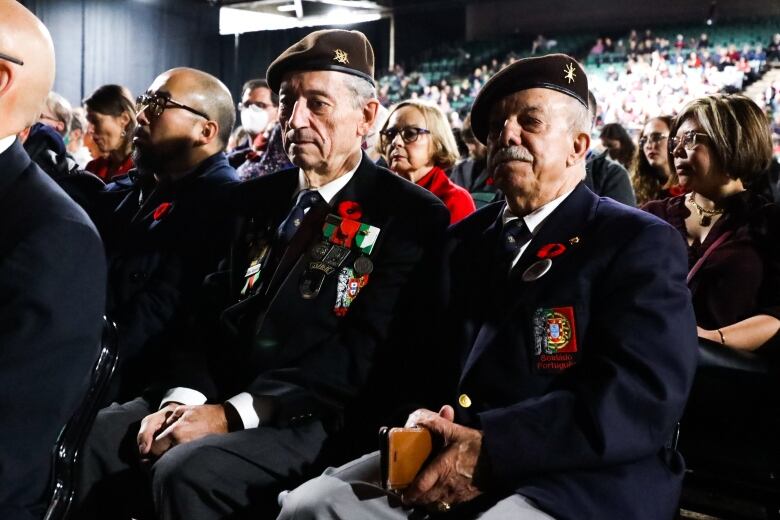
[470,53,588,144]
[266,29,375,93]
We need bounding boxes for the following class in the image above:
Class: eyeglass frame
[639,132,669,147]
[668,130,709,154]
[0,52,24,66]
[380,126,431,145]
[136,92,210,121]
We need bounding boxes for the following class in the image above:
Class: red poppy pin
[536,242,566,259]
[337,200,363,221]
[153,202,173,221]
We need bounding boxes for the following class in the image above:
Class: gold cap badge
[333,49,349,64]
[564,63,576,84]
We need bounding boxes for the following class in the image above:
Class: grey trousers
[74,397,329,520]
[277,451,555,520]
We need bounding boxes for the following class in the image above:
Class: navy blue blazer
[0,140,106,520]
[441,183,698,519]
[98,153,238,401]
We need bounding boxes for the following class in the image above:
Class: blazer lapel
[459,206,506,383]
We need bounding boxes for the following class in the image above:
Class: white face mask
[240,105,269,135]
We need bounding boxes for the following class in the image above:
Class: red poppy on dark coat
[536,243,567,259]
[338,200,363,221]
[153,202,173,221]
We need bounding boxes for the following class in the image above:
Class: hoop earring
[121,130,127,137]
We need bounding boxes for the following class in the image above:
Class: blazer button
[458,394,472,408]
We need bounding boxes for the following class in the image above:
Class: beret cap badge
[564,63,576,84]
[333,49,349,64]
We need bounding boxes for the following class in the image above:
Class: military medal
[522,258,552,282]
[240,242,271,297]
[353,255,373,276]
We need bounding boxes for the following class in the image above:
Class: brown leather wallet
[379,427,435,491]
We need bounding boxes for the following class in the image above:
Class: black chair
[678,338,780,520]
[44,317,119,520]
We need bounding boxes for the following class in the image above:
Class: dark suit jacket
[99,153,238,401]
[0,140,106,520]
[439,183,697,519]
[170,153,450,432]
[585,149,637,206]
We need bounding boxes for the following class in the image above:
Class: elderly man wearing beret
[74,30,449,520]
[278,54,699,519]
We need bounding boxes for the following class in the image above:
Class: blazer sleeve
[0,216,106,509]
[478,222,698,481]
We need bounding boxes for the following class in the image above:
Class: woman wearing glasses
[377,99,475,224]
[644,94,780,351]
[84,84,136,182]
[632,115,682,205]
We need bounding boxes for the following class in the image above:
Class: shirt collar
[0,135,16,156]
[295,158,360,204]
[501,187,576,235]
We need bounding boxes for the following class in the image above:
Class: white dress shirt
[0,135,17,155]
[501,188,576,269]
[161,160,360,429]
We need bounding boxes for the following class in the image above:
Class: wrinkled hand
[137,402,180,458]
[138,404,228,458]
[401,405,484,509]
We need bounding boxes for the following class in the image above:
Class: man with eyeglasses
[74,67,240,518]
[75,32,448,520]
[0,3,106,519]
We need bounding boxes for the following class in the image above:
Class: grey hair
[568,98,591,137]
[341,74,377,110]
[45,91,73,136]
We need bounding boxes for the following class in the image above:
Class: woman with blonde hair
[644,94,780,351]
[377,99,475,224]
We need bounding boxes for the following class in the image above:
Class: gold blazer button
[458,394,472,408]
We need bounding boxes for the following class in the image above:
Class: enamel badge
[532,306,578,373]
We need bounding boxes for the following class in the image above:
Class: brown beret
[470,53,588,144]
[266,29,375,93]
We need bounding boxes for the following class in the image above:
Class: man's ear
[197,120,220,146]
[358,99,380,137]
[567,131,590,167]
[0,62,16,98]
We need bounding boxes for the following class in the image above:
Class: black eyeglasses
[668,130,709,154]
[639,132,668,147]
[237,100,271,111]
[0,52,24,66]
[136,93,210,120]
[380,126,431,144]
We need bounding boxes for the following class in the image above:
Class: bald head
[0,0,55,138]
[151,67,235,149]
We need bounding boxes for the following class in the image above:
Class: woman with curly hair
[632,116,681,205]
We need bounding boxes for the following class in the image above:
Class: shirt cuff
[160,387,207,409]
[226,392,261,429]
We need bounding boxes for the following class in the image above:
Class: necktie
[277,189,325,243]
[501,218,532,262]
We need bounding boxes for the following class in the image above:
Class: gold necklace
[688,192,724,226]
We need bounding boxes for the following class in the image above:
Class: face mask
[240,105,269,135]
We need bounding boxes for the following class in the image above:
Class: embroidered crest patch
[532,306,578,373]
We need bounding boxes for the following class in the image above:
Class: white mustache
[490,146,533,170]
